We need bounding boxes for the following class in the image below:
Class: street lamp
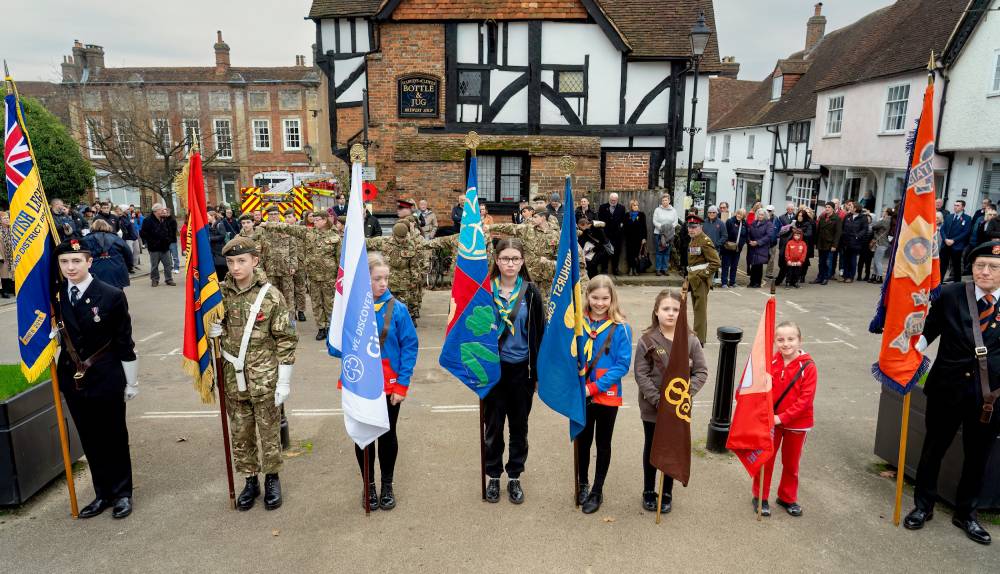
[683,11,711,212]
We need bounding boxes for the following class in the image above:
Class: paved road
[1,278,997,573]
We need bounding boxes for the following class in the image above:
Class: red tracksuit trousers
[752,426,807,502]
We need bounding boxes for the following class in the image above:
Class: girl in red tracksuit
[753,321,817,517]
[784,228,808,288]
[576,274,633,515]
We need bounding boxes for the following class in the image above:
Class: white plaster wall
[940,1,1000,152]
[812,71,947,170]
[320,20,338,53]
[333,57,365,103]
[492,87,527,123]
[541,22,621,125]
[948,151,1000,207]
[703,126,773,209]
[601,137,630,147]
[457,23,479,63]
[337,71,365,103]
[540,97,570,125]
[339,19,352,52]
[355,20,370,53]
[676,74,710,170]
[625,61,670,124]
[506,23,529,66]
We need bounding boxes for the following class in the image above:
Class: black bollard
[280,405,290,450]
[706,326,743,453]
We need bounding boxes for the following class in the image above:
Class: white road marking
[419,346,442,351]
[145,410,218,415]
[141,414,217,419]
[785,301,809,313]
[291,408,343,413]
[158,347,181,361]
[137,331,164,343]
[715,289,742,296]
[825,322,852,335]
[834,338,859,350]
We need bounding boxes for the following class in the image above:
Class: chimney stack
[719,56,740,79]
[805,3,826,52]
[214,30,231,75]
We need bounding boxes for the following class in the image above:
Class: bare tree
[78,87,231,210]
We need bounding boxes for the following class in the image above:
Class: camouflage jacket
[257,226,297,277]
[366,235,430,290]
[266,222,341,280]
[487,222,559,260]
[220,268,297,400]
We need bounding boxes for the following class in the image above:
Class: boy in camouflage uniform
[283,211,309,322]
[208,236,298,511]
[488,208,560,294]
[263,211,342,340]
[258,207,298,319]
[367,222,430,322]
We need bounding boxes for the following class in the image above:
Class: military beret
[312,210,330,219]
[238,214,253,222]
[265,206,280,214]
[397,198,415,209]
[222,236,259,257]
[686,214,704,225]
[53,239,90,257]
[392,221,410,239]
[967,240,1000,264]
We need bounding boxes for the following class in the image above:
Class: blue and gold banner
[5,81,59,382]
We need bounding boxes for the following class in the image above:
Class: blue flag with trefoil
[537,176,587,438]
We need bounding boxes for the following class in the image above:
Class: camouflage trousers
[393,284,424,318]
[269,274,295,318]
[226,395,283,475]
[310,277,335,328]
[529,259,556,299]
[293,269,308,312]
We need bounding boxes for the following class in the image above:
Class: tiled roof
[707,77,758,131]
[710,0,964,131]
[77,67,321,85]
[308,0,722,63]
[309,0,382,18]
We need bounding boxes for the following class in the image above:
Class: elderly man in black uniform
[54,239,138,519]
[904,240,1000,545]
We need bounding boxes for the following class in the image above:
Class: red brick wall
[532,155,601,199]
[392,0,588,20]
[394,161,466,215]
[603,151,650,190]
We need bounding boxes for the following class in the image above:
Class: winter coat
[746,220,772,266]
[633,328,708,423]
[140,214,177,252]
[209,221,227,266]
[652,206,679,236]
[840,213,870,251]
[815,213,843,251]
[784,238,807,266]
[81,231,134,289]
[598,202,627,240]
[771,351,818,430]
[725,217,748,251]
[703,217,726,250]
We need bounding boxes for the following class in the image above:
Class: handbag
[724,223,742,251]
[637,243,652,273]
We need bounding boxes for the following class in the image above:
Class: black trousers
[64,392,133,500]
[484,361,534,479]
[355,396,402,484]
[946,245,965,282]
[786,266,802,287]
[748,264,764,286]
[601,236,623,275]
[857,248,873,280]
[577,403,618,492]
[914,392,1000,520]
[642,421,674,496]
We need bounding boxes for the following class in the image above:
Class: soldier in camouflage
[488,207,561,295]
[283,210,309,323]
[208,236,298,512]
[263,211,342,341]
[257,207,298,321]
[367,222,430,322]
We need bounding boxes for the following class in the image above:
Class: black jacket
[923,282,1000,401]
[81,231,134,289]
[841,213,870,250]
[499,281,545,382]
[209,221,228,266]
[598,203,627,239]
[94,212,120,233]
[140,215,177,251]
[55,277,136,399]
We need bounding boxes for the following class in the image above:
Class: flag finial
[927,51,935,72]
[464,131,481,151]
[558,155,576,178]
[350,143,366,163]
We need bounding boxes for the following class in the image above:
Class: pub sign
[398,74,439,118]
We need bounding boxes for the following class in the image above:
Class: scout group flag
[648,290,693,487]
[537,175,587,438]
[181,149,225,403]
[438,153,501,398]
[329,150,389,448]
[5,75,59,382]
[869,68,940,395]
[727,295,776,477]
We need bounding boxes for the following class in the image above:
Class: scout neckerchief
[583,314,615,363]
[493,275,523,337]
[374,297,396,347]
[583,315,617,382]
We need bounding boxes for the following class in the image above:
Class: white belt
[688,263,709,272]
[221,283,271,392]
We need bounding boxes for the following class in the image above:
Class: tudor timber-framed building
[308,0,722,215]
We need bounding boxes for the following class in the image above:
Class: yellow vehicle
[239,173,339,220]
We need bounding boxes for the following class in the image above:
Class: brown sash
[964,282,999,423]
[379,298,395,347]
[57,320,110,389]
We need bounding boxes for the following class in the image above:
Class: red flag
[726,296,775,477]
[648,293,693,486]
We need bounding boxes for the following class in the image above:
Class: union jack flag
[4,93,33,194]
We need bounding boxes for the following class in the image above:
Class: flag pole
[758,281,777,522]
[479,398,487,501]
[364,447,371,515]
[211,339,236,508]
[48,360,79,518]
[573,438,580,507]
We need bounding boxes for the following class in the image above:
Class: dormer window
[770,75,782,101]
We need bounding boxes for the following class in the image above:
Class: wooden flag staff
[48,360,80,518]
[211,339,237,508]
[758,281,778,522]
[558,155,582,508]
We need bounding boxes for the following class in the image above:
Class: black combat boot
[577,482,590,506]
[263,474,282,510]
[315,328,326,341]
[297,311,307,322]
[379,481,396,510]
[237,475,260,511]
[363,482,379,511]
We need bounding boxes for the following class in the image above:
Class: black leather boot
[642,491,657,512]
[363,482,379,511]
[577,483,590,506]
[315,328,326,341]
[581,491,603,514]
[237,475,260,511]
[485,478,500,503]
[380,482,396,510]
[507,479,524,504]
[263,474,282,510]
[297,311,307,322]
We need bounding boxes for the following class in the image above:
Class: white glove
[915,335,929,353]
[122,360,139,401]
[207,322,223,338]
[594,220,606,228]
[275,364,292,406]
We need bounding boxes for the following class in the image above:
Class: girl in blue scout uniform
[484,238,545,505]
[576,274,633,514]
[355,253,419,511]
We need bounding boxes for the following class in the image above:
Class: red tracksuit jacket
[771,351,817,430]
